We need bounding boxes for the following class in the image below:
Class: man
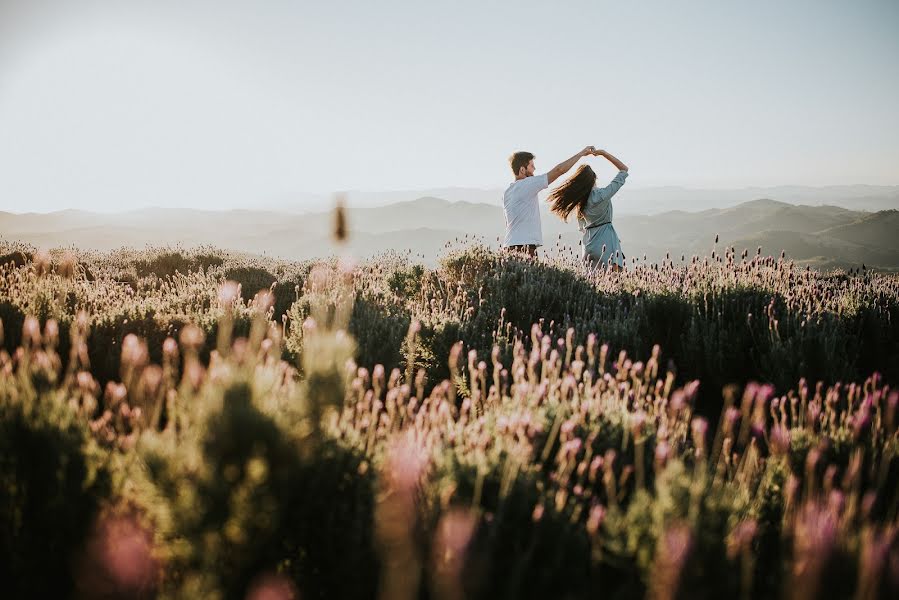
[503,146,595,257]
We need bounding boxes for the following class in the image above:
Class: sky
[0,0,897,213]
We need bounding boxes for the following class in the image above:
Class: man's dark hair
[509,151,535,176]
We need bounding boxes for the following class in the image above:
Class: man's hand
[592,149,606,156]
[549,146,595,184]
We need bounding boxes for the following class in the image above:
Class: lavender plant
[0,240,897,599]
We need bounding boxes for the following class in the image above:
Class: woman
[547,149,629,270]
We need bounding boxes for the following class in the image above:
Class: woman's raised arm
[593,149,628,172]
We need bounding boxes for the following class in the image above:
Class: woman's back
[578,170,628,267]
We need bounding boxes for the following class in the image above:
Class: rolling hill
[2,199,898,271]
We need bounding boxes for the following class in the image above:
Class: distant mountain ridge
[257,183,899,214]
[2,197,898,271]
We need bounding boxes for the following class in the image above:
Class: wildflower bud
[22,316,41,348]
[807,402,821,428]
[371,363,385,386]
[770,424,791,456]
[179,324,205,350]
[77,370,99,396]
[691,417,708,454]
[59,252,77,279]
[43,319,59,349]
[433,508,477,583]
[218,280,240,306]
[727,519,757,560]
[246,573,298,600]
[554,489,568,512]
[121,334,148,369]
[105,382,127,406]
[75,513,160,598]
[253,290,274,313]
[162,337,178,360]
[827,490,845,517]
[415,367,426,389]
[333,194,348,243]
[184,360,205,391]
[861,491,876,520]
[724,406,741,433]
[785,475,800,509]
[76,310,90,334]
[630,410,647,437]
[301,317,317,336]
[232,338,249,363]
[654,440,670,469]
[805,447,821,479]
[586,504,606,536]
[460,398,471,417]
[684,380,700,403]
[491,345,501,365]
[886,391,898,433]
[33,251,51,276]
[140,365,163,398]
[467,349,478,370]
[852,410,872,441]
[388,368,401,389]
[532,503,545,522]
[385,432,428,494]
[565,438,583,460]
[650,524,693,600]
[447,341,463,373]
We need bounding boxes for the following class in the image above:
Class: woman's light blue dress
[576,170,628,267]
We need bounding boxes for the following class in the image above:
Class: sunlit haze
[1,0,897,213]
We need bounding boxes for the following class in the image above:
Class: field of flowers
[1,239,898,600]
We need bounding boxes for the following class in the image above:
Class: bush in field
[140,379,378,600]
[223,265,277,300]
[363,245,899,416]
[0,250,31,270]
[0,259,259,387]
[132,251,224,278]
[133,294,379,599]
[0,328,116,599]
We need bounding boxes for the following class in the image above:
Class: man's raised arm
[547,146,594,184]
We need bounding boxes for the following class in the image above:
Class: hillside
[2,199,899,270]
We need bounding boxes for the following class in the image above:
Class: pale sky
[0,0,897,213]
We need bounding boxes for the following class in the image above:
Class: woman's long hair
[548,164,596,221]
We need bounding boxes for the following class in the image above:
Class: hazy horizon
[1,0,897,213]
[2,183,897,216]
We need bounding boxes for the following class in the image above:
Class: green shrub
[0,373,114,599]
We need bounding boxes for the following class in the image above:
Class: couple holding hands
[503,146,629,269]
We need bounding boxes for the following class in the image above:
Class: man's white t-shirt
[503,173,549,247]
